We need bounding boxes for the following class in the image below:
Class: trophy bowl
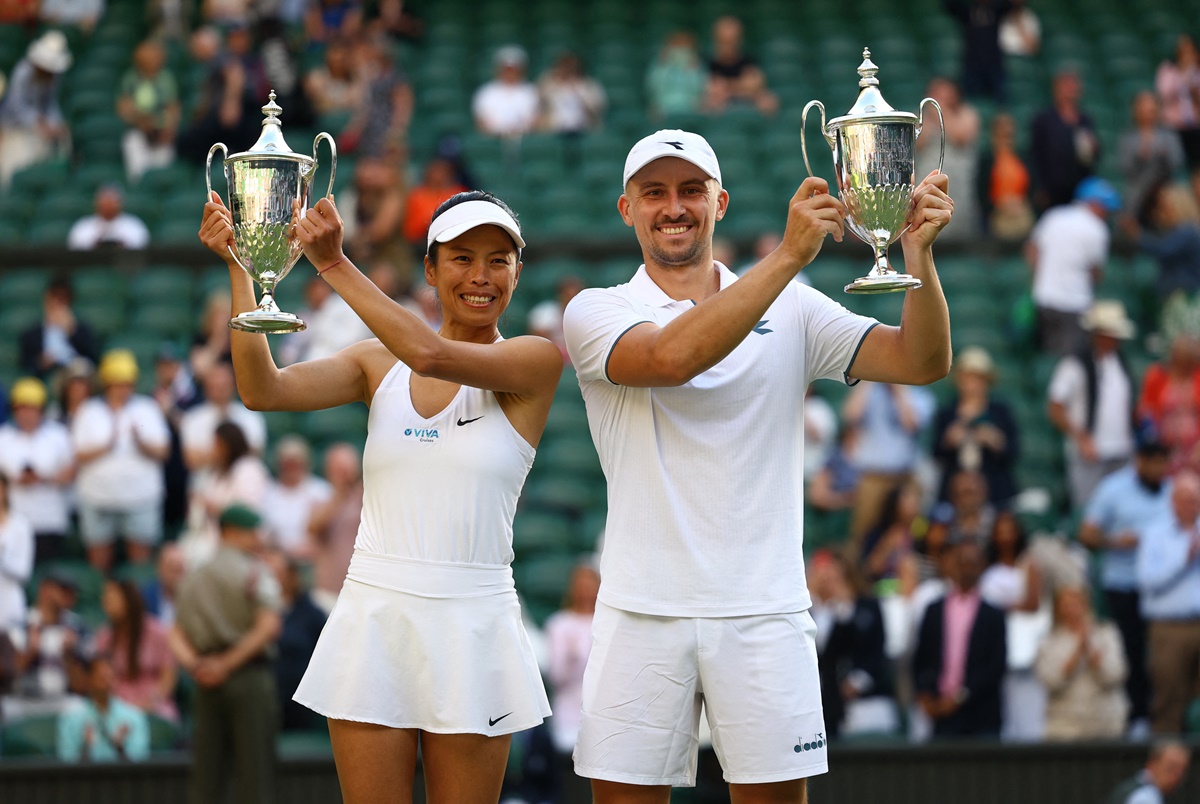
[801,49,944,294]
[206,92,336,332]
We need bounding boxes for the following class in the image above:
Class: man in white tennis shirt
[562,130,954,804]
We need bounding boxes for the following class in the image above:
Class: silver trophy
[801,49,944,294]
[206,91,336,332]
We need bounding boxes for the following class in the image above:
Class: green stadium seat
[24,216,75,246]
[0,303,40,341]
[0,714,58,758]
[277,727,333,758]
[514,552,580,617]
[536,435,602,479]
[300,406,369,446]
[10,158,69,197]
[522,475,603,516]
[513,509,574,555]
[73,268,128,302]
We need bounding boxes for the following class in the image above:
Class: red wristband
[317,256,345,276]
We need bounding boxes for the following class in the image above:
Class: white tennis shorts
[573,602,828,787]
[294,577,550,736]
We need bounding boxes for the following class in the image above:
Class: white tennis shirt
[563,263,877,617]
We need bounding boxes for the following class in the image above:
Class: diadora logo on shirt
[402,427,440,444]
[794,733,824,753]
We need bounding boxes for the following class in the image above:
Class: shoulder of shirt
[564,284,633,314]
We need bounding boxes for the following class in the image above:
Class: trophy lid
[828,49,919,128]
[228,91,314,164]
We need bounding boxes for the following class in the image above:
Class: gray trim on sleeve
[604,321,653,385]
[843,321,880,386]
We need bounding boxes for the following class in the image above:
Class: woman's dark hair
[108,578,146,681]
[214,421,250,473]
[426,190,521,263]
[0,472,9,510]
[869,483,911,535]
[986,510,1027,565]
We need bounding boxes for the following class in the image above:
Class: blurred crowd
[0,1,1200,799]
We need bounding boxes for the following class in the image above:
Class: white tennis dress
[293,358,551,735]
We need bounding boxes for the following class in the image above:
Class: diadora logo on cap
[661,141,685,150]
[794,733,824,753]
[402,427,440,444]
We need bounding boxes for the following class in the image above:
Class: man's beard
[645,231,707,269]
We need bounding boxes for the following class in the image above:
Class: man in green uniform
[169,503,283,804]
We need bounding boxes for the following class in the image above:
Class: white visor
[426,200,525,251]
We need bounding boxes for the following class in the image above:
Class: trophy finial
[249,91,293,154]
[858,48,879,88]
[262,90,283,123]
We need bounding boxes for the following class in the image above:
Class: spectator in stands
[927,470,997,552]
[473,45,539,138]
[73,350,170,572]
[0,30,71,192]
[189,289,233,387]
[18,276,99,384]
[142,543,185,627]
[264,549,327,731]
[1027,177,1121,356]
[1156,34,1200,172]
[0,378,73,564]
[169,504,282,804]
[67,184,151,250]
[807,423,861,515]
[860,480,923,593]
[997,0,1039,58]
[978,113,1034,241]
[932,347,1019,506]
[802,386,837,482]
[912,539,1007,738]
[842,380,935,546]
[183,421,270,566]
[201,0,251,26]
[7,571,86,720]
[307,442,362,612]
[1137,470,1200,735]
[339,155,412,282]
[117,39,181,185]
[1048,299,1138,510]
[262,436,331,558]
[943,0,1010,100]
[38,0,103,32]
[1035,585,1128,740]
[179,359,266,472]
[537,50,606,135]
[93,579,179,722]
[1122,183,1200,305]
[0,473,34,631]
[1120,92,1186,225]
[278,275,374,366]
[704,16,777,116]
[1139,335,1200,472]
[545,561,600,753]
[176,23,269,164]
[53,358,95,429]
[1108,740,1191,804]
[56,652,151,762]
[302,36,365,124]
[1030,67,1100,213]
[646,31,707,119]
[527,275,584,362]
[916,77,980,240]
[401,156,468,253]
[152,343,199,536]
[339,35,411,158]
[980,512,1047,741]
[1079,436,1171,735]
[305,0,363,44]
[810,550,897,739]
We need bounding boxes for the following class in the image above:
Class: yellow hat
[98,349,139,385]
[10,377,47,408]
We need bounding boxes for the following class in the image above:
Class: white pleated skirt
[294,551,550,736]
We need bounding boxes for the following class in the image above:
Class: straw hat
[10,377,47,408]
[27,30,72,74]
[955,347,995,378]
[1081,300,1136,340]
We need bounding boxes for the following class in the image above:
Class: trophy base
[844,274,924,295]
[229,311,307,334]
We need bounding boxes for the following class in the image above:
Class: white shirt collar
[626,261,737,308]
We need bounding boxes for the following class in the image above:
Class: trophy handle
[313,132,337,199]
[918,98,946,176]
[800,100,827,179]
[205,142,243,269]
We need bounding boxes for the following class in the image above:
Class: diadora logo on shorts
[794,733,825,753]
[402,427,440,444]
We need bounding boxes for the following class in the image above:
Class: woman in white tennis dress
[199,189,562,804]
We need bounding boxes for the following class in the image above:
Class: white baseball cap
[427,199,525,251]
[622,129,722,188]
